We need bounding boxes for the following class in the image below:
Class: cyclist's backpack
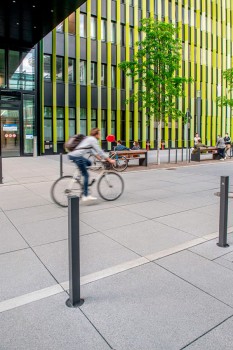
[64,134,86,152]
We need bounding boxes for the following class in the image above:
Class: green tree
[217,68,233,109]
[119,18,192,164]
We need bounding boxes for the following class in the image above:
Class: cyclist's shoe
[82,195,97,202]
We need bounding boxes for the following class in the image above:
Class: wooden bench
[109,150,148,166]
[191,146,219,162]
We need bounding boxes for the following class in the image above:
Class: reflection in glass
[44,55,51,80]
[68,59,75,83]
[80,108,87,134]
[0,49,5,88]
[80,14,86,38]
[91,109,97,129]
[56,57,64,81]
[91,62,97,85]
[80,61,86,85]
[57,107,64,141]
[9,49,35,90]
[44,106,52,141]
[23,94,35,154]
[69,108,76,136]
[101,110,107,140]
[56,22,64,32]
[68,13,76,34]
[91,17,97,39]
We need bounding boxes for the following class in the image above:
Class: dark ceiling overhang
[0,0,86,50]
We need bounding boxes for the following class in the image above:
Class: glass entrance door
[0,109,20,157]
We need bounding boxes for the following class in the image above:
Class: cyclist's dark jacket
[224,136,231,145]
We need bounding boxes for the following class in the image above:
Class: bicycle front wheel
[97,171,124,201]
[112,156,128,172]
[51,176,82,207]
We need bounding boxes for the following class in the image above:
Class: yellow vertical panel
[86,0,91,133]
[149,0,154,148]
[133,1,139,143]
[76,9,81,134]
[171,0,176,147]
[107,0,112,149]
[97,1,102,135]
[206,0,211,145]
[164,0,169,148]
[211,1,217,145]
[141,0,147,147]
[226,0,231,134]
[177,1,182,147]
[190,0,195,147]
[52,29,57,152]
[116,0,121,140]
[64,18,69,141]
[184,0,189,148]
[217,0,222,136]
[221,0,226,136]
[125,0,130,147]
[201,0,206,143]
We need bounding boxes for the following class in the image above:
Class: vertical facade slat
[190,0,195,146]
[97,1,102,136]
[206,0,211,145]
[177,1,182,147]
[125,0,130,147]
[64,18,69,141]
[149,0,155,148]
[86,0,91,133]
[40,41,45,153]
[171,0,176,148]
[52,29,57,153]
[217,0,222,136]
[164,0,169,148]
[133,1,139,144]
[75,9,81,134]
[107,0,112,148]
[141,0,147,147]
[184,0,189,147]
[201,0,206,144]
[116,0,121,140]
[212,1,217,145]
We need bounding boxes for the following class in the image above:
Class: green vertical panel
[184,0,189,148]
[164,0,169,148]
[86,0,91,133]
[149,0,154,149]
[76,9,81,133]
[64,18,69,141]
[177,1,182,147]
[40,40,45,154]
[206,0,211,145]
[190,0,195,147]
[125,0,130,147]
[201,1,206,144]
[212,0,217,145]
[116,0,121,140]
[52,29,57,152]
[107,0,112,149]
[226,0,231,134]
[217,0,222,136]
[97,1,102,137]
[221,0,226,136]
[141,0,147,147]
[133,1,139,143]
[171,0,176,147]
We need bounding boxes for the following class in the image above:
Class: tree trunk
[157,121,161,165]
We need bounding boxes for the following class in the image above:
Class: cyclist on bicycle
[224,133,231,154]
[68,128,115,202]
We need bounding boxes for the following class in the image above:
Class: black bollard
[217,176,229,248]
[175,148,178,164]
[0,156,2,184]
[60,153,63,178]
[168,146,171,164]
[66,195,84,307]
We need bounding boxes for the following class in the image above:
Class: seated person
[114,140,130,151]
[216,136,226,160]
[192,139,207,153]
[131,141,140,150]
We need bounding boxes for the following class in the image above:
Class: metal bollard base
[66,298,84,308]
[216,243,229,248]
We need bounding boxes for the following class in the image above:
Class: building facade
[0,0,233,156]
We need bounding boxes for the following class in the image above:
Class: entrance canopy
[0,0,86,50]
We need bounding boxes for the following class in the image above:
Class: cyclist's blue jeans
[69,156,91,196]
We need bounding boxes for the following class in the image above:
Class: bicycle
[88,151,128,172]
[225,144,232,158]
[51,160,124,207]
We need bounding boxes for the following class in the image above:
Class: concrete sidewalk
[1,156,233,349]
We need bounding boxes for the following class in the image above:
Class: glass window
[91,62,97,85]
[43,55,51,80]
[138,112,142,140]
[129,112,133,140]
[56,57,64,81]
[101,20,107,42]
[56,22,64,33]
[69,108,76,136]
[44,107,52,142]
[101,64,107,86]
[68,12,76,35]
[91,109,97,129]
[0,49,5,88]
[80,61,86,85]
[80,108,87,135]
[23,94,35,154]
[80,13,86,37]
[130,28,134,48]
[101,110,107,139]
[111,22,116,44]
[9,49,35,90]
[57,107,64,141]
[91,17,97,39]
[111,66,116,88]
[68,58,75,83]
[111,111,116,136]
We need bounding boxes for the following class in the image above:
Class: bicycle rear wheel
[51,176,82,207]
[112,156,128,172]
[97,171,124,201]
